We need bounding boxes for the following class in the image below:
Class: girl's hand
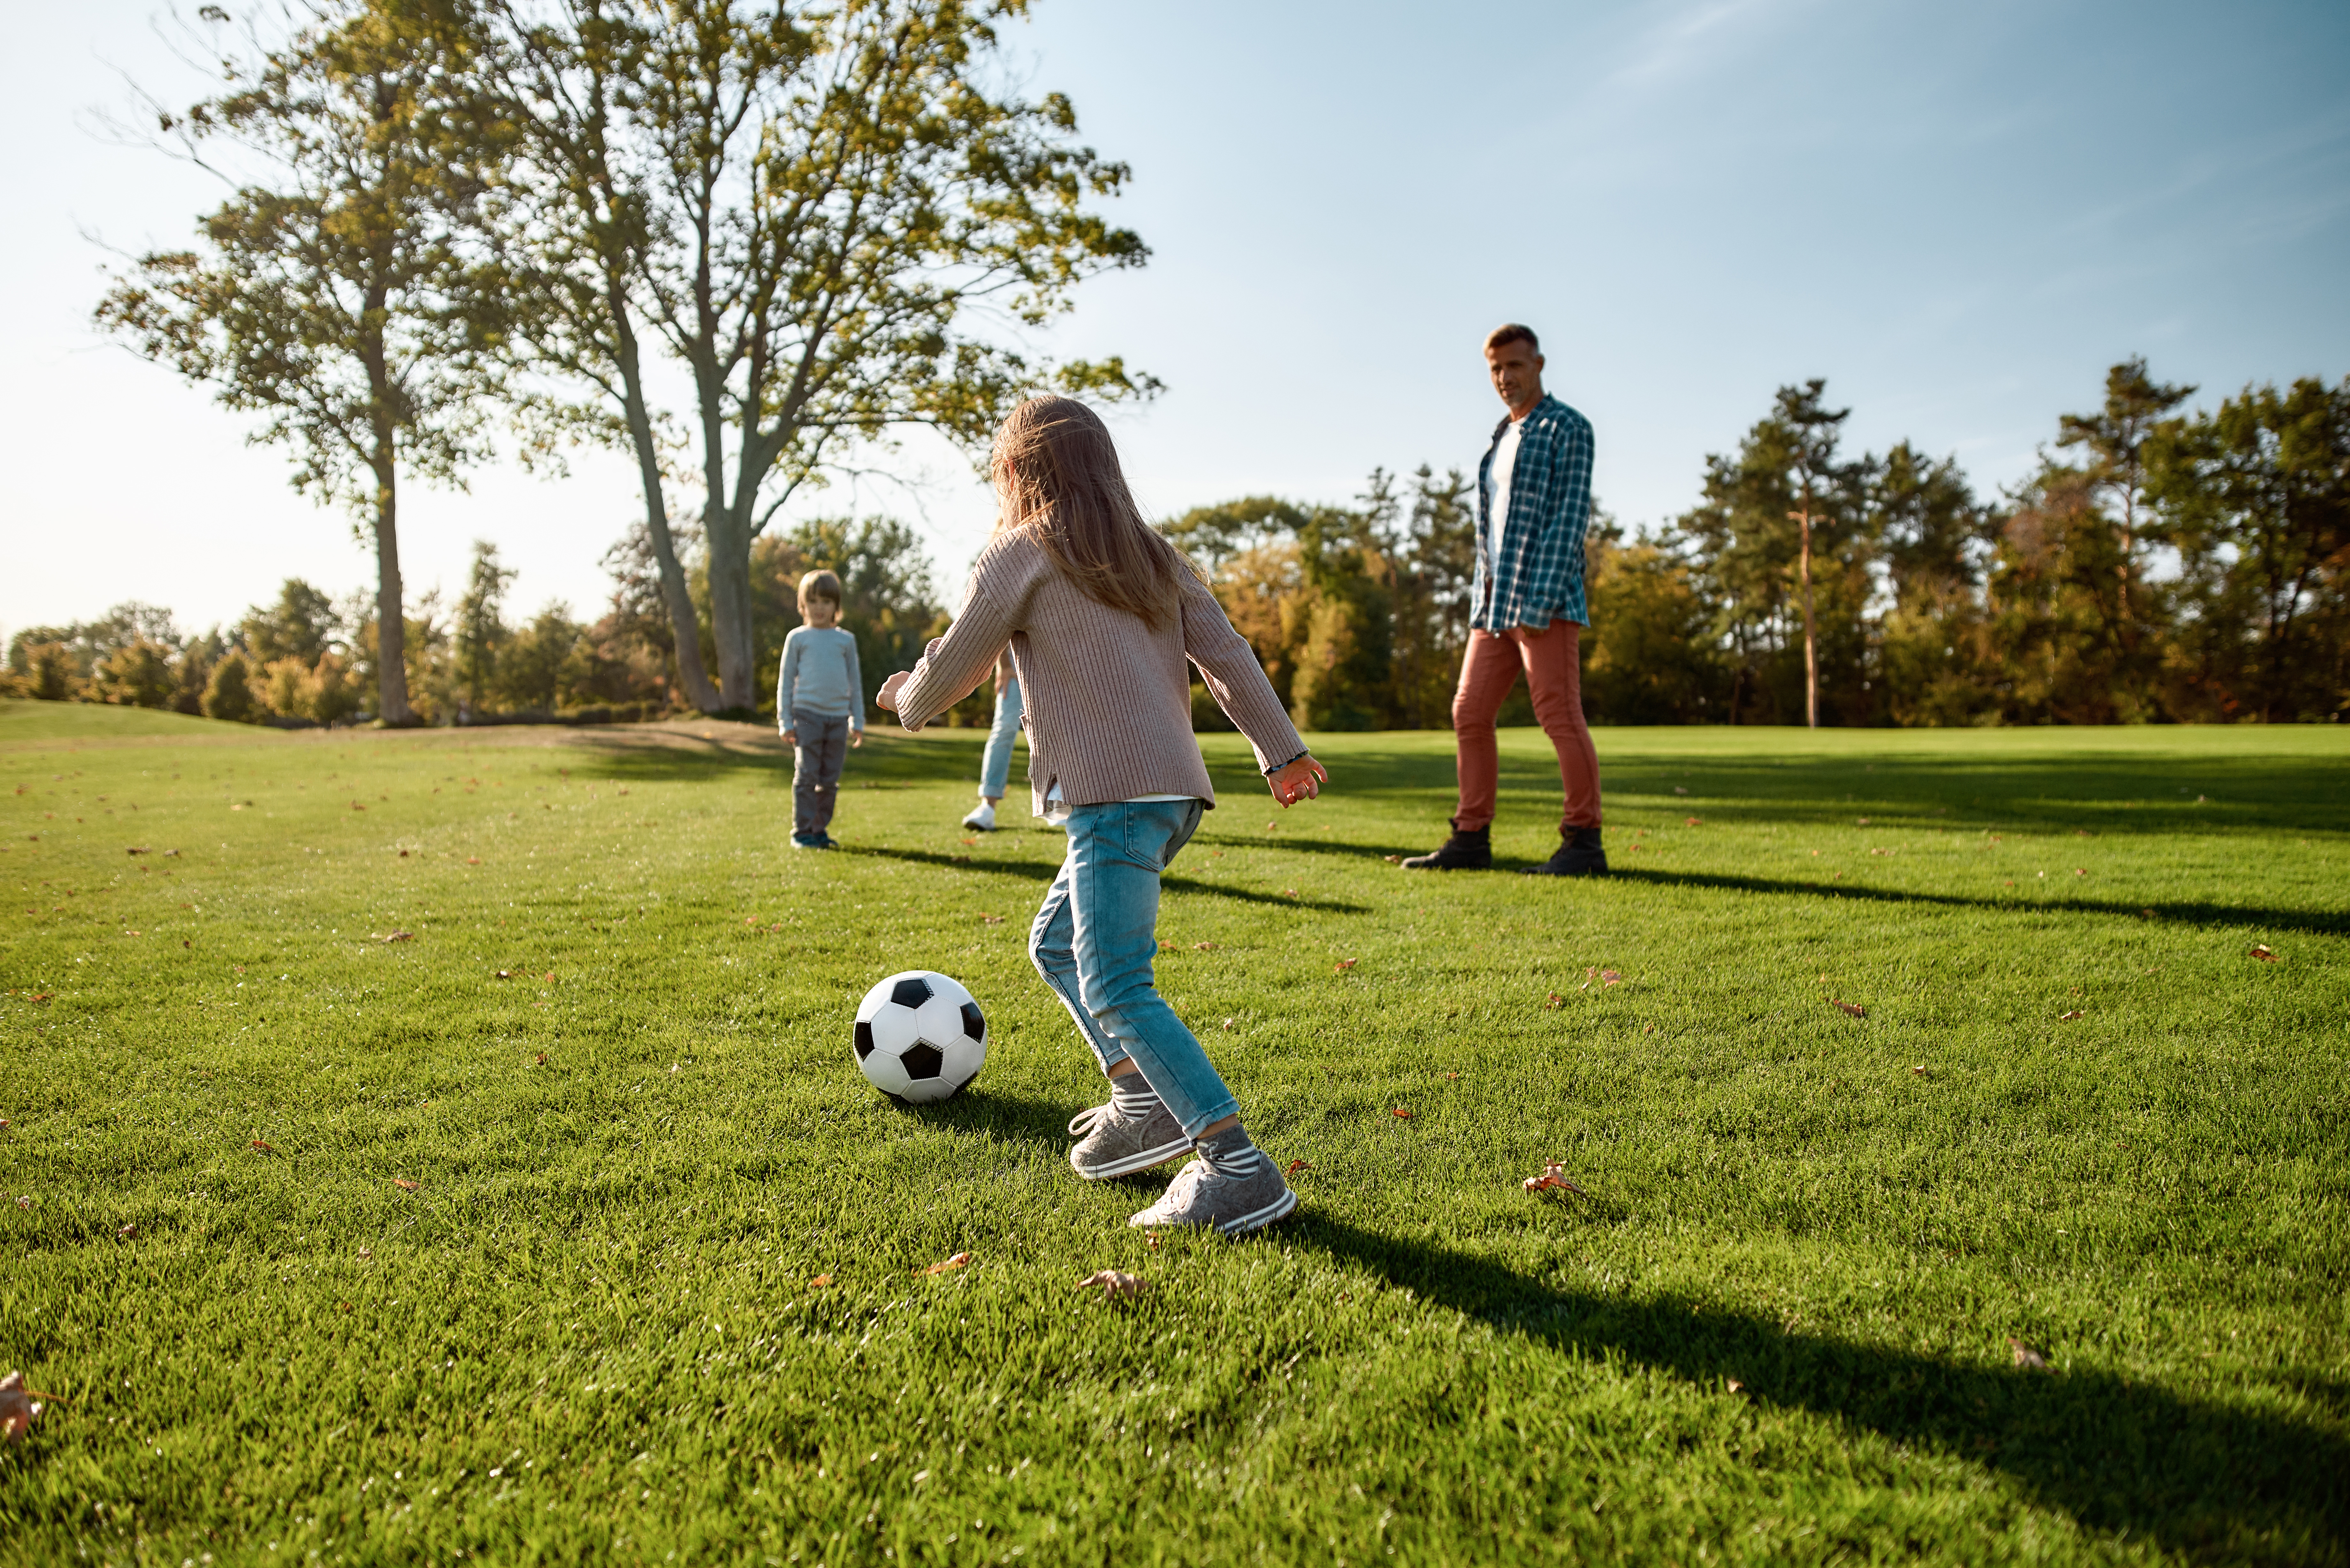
[876,671,911,712]
[1268,754,1327,807]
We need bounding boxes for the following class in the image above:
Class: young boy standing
[777,570,863,850]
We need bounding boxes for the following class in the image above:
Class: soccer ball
[853,970,987,1103]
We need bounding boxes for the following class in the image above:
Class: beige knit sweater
[893,528,1304,814]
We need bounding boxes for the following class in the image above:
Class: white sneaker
[962,801,997,832]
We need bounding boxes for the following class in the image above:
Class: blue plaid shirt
[1473,394,1595,630]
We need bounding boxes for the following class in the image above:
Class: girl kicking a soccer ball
[877,396,1326,1237]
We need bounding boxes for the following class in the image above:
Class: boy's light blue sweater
[777,626,864,731]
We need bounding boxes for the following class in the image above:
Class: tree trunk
[1799,509,1819,729]
[371,461,417,725]
[613,325,722,713]
[705,503,758,711]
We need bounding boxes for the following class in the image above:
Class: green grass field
[3,699,2346,1566]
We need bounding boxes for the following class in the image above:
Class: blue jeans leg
[1028,855,1128,1074]
[979,677,1023,800]
[1063,799,1238,1137]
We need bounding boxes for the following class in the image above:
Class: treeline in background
[4,516,945,729]
[1174,360,2350,731]
[13,358,2347,730]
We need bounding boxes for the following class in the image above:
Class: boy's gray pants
[791,709,850,837]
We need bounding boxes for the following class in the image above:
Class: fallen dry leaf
[1545,992,1567,1008]
[374,931,413,943]
[1285,1158,1313,1175]
[0,1372,50,1444]
[126,846,148,856]
[1523,1160,1590,1197]
[922,1252,972,1276]
[495,970,515,980]
[982,914,1007,926]
[2010,1338,2050,1370]
[2250,944,2277,962]
[1832,999,1867,1019]
[251,1139,277,1154]
[467,856,482,865]
[2074,868,2088,877]
[1685,816,1702,827]
[533,1052,547,1066]
[393,1177,418,1192]
[808,1273,833,1289]
[350,802,366,812]
[1145,1230,1160,1251]
[1075,1269,1151,1300]
[1391,1108,1413,1120]
[1857,816,1871,826]
[1601,969,1621,986]
[117,1223,135,1239]
[27,994,51,1005]
[1673,785,1688,795]
[356,1248,373,1260]
[1911,1065,1929,1076]
[1443,1072,1460,1080]
[1334,958,1358,972]
[12,1197,29,1210]
[1280,888,1300,899]
[1383,854,1400,864]
[1726,1378,1745,1393]
[2058,1009,2085,1021]
[1193,941,1220,951]
[543,971,555,984]
[1220,1017,1237,1031]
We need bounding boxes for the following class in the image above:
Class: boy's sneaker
[813,832,839,850]
[1067,1100,1191,1180]
[1521,825,1608,877]
[1401,823,1491,870]
[790,833,821,850]
[962,801,998,832]
[1128,1153,1297,1237]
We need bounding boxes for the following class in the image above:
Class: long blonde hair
[989,396,1198,630]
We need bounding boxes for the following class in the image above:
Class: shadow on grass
[880,1083,1072,1147]
[845,846,1371,915]
[1606,867,2350,937]
[1289,1214,2348,1562]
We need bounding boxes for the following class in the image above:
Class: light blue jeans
[1028,798,1238,1136]
[979,676,1023,799]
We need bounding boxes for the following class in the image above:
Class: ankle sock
[1194,1123,1265,1180]
[1110,1074,1163,1120]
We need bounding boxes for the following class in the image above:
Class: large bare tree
[484,0,1151,712]
[97,0,507,725]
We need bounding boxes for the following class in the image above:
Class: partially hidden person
[961,648,1024,832]
[1404,322,1607,875]
[878,395,1326,1237]
[777,569,863,850]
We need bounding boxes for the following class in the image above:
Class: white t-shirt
[1488,413,1528,547]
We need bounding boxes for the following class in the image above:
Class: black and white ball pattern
[853,970,986,1103]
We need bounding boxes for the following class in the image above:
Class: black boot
[1522,825,1608,877]
[1401,822,1491,870]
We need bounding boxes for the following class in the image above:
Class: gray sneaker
[1128,1153,1298,1236]
[1067,1100,1191,1180]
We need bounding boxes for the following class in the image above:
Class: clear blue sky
[5,0,2346,639]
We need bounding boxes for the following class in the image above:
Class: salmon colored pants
[1450,618,1603,832]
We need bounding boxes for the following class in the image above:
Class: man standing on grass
[1403,323,1607,876]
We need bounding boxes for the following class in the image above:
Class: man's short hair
[1485,323,1540,355]
[797,569,843,610]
